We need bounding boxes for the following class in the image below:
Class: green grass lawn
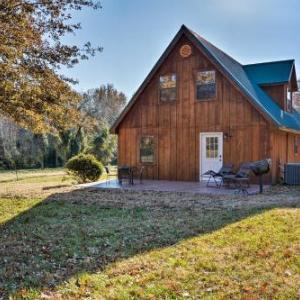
[0,166,116,184]
[0,169,73,199]
[0,182,299,299]
[0,167,114,199]
[0,168,66,183]
[60,208,300,300]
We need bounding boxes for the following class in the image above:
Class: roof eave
[110,25,188,134]
[279,126,300,135]
[288,61,298,92]
[259,81,289,86]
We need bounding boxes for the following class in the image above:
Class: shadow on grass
[0,188,298,297]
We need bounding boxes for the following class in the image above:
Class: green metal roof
[243,60,295,85]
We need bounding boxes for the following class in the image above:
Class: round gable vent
[179,44,192,58]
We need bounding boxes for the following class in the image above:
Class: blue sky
[62,0,300,99]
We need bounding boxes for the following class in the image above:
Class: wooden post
[259,174,263,194]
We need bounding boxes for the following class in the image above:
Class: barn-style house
[110,25,300,183]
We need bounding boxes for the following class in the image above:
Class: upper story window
[196,70,216,100]
[159,74,176,102]
[287,87,293,112]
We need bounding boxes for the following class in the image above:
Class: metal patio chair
[132,166,145,184]
[202,163,234,188]
[223,163,253,194]
[118,165,133,185]
[105,166,115,185]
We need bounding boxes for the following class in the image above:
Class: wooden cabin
[110,25,300,183]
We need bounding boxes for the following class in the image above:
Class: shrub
[65,154,103,183]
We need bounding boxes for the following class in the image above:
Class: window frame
[139,135,156,165]
[194,69,217,101]
[286,86,293,112]
[158,73,177,103]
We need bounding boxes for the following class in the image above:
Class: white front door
[200,132,223,181]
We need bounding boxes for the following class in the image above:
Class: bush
[65,154,103,183]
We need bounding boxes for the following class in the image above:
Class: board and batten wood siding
[261,84,286,110]
[117,35,274,182]
[270,130,300,181]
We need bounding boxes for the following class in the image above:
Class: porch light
[224,132,233,140]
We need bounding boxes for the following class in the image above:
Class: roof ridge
[243,59,295,67]
[185,26,242,66]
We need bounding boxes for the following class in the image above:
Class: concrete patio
[82,179,266,195]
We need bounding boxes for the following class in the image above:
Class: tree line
[0,84,126,170]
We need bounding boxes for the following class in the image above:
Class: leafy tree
[0,81,125,170]
[32,134,48,169]
[0,114,90,169]
[81,84,127,127]
[0,1,102,132]
[79,84,126,165]
[69,128,87,158]
[87,127,116,165]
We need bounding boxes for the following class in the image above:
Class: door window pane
[206,136,218,158]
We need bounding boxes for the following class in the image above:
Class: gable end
[111,25,300,134]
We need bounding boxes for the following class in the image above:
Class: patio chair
[223,163,253,194]
[139,166,145,184]
[202,163,234,188]
[118,166,133,185]
[105,166,115,185]
[130,166,145,184]
[134,166,145,184]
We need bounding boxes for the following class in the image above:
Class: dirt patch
[0,182,75,199]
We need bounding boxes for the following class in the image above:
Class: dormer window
[196,70,216,100]
[159,74,176,102]
[295,136,299,155]
[287,87,293,112]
